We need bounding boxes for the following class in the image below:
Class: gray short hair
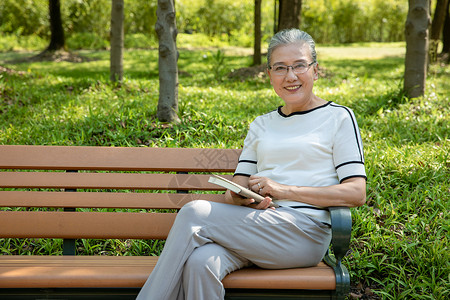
[267,29,317,68]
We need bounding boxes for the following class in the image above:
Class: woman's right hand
[228,190,252,206]
[227,190,275,210]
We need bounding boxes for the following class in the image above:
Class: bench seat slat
[0,211,175,239]
[0,172,231,191]
[222,264,336,290]
[0,256,336,290]
[0,191,225,209]
[0,145,240,172]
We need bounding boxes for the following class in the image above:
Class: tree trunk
[404,0,431,98]
[47,0,65,51]
[430,0,449,39]
[156,0,179,122]
[429,0,449,62]
[110,0,124,83]
[253,0,262,66]
[441,0,450,57]
[273,0,277,34]
[277,0,302,31]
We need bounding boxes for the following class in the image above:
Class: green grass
[0,41,449,299]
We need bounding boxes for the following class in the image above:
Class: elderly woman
[136,28,366,300]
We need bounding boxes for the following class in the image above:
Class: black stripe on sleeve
[339,175,367,184]
[233,173,251,177]
[238,159,257,164]
[335,161,365,170]
[330,104,364,162]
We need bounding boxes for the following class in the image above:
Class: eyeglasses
[269,61,316,76]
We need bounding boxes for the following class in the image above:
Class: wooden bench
[0,145,352,300]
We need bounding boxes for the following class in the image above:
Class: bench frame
[0,145,352,300]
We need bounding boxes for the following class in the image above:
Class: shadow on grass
[321,56,404,80]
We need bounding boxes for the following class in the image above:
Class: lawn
[0,42,449,299]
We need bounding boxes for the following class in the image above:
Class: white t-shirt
[234,101,366,224]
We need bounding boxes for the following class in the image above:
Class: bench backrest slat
[0,211,175,239]
[0,145,240,172]
[0,172,231,191]
[0,191,225,209]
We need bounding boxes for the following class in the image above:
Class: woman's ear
[313,63,319,81]
[267,68,273,85]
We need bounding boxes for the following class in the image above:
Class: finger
[250,183,261,193]
[230,190,241,197]
[241,198,256,206]
[247,179,258,189]
[264,197,277,210]
[254,197,272,210]
[253,201,266,210]
[267,197,276,209]
[248,176,263,187]
[252,180,264,191]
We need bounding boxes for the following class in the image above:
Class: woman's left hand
[248,175,287,199]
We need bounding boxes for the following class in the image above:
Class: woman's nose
[285,68,298,81]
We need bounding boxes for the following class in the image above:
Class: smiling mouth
[285,85,301,91]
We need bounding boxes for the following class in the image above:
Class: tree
[253,0,262,65]
[429,0,449,62]
[404,0,431,98]
[17,0,87,63]
[440,0,450,60]
[110,0,124,83]
[47,0,65,51]
[277,0,302,31]
[156,0,179,122]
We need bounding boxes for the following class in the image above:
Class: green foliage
[177,0,258,47]
[0,0,48,36]
[195,1,250,36]
[178,0,410,45]
[64,0,110,40]
[0,45,449,298]
[0,0,409,50]
[0,34,47,52]
[124,0,158,37]
[208,49,227,82]
[177,33,230,49]
[124,33,158,49]
[0,237,165,256]
[0,0,159,49]
[66,32,109,50]
[63,0,159,45]
[302,0,408,43]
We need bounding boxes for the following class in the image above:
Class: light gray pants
[136,200,331,300]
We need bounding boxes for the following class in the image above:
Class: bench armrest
[329,206,352,263]
[323,206,352,299]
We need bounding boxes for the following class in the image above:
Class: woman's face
[268,42,319,112]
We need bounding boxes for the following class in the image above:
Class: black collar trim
[277,101,332,117]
